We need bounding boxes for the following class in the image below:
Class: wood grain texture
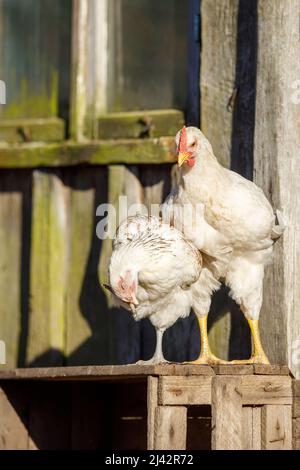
[0,364,215,380]
[200,0,257,362]
[242,406,261,450]
[0,172,29,367]
[27,170,67,366]
[293,380,300,418]
[158,376,212,405]
[211,376,243,450]
[70,0,107,139]
[237,376,292,405]
[254,0,300,379]
[0,118,65,143]
[201,0,238,167]
[153,406,187,450]
[261,405,292,450]
[147,376,158,450]
[98,110,184,139]
[0,137,176,168]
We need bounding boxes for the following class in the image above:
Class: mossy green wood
[27,170,67,366]
[0,0,71,120]
[64,167,122,365]
[98,110,184,139]
[0,137,176,168]
[64,170,96,364]
[0,118,65,143]
[98,164,145,363]
[0,173,25,367]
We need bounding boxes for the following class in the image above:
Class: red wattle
[187,158,195,167]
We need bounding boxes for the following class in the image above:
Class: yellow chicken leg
[188,315,227,365]
[231,319,270,364]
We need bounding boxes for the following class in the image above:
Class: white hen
[108,215,220,364]
[163,126,285,364]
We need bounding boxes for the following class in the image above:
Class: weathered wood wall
[1,164,195,367]
[254,0,300,378]
[0,0,299,377]
[200,0,257,361]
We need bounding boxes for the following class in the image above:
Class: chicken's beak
[177,152,190,167]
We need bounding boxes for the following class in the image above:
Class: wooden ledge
[0,137,176,168]
[0,364,290,381]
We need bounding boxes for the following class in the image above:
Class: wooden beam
[261,405,292,450]
[153,406,187,450]
[242,407,261,450]
[0,118,65,143]
[254,0,300,379]
[27,171,68,366]
[147,376,158,450]
[98,110,184,140]
[70,0,108,140]
[237,376,292,405]
[0,137,176,168]
[0,364,215,381]
[158,376,212,406]
[157,374,292,406]
[211,376,243,450]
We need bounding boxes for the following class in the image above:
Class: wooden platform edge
[0,364,291,381]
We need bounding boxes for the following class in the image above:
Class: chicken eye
[190,141,196,148]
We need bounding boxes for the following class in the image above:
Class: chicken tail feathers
[271,210,286,240]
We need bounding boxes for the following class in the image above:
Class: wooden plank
[214,365,254,375]
[201,0,238,168]
[0,172,29,367]
[64,167,115,365]
[253,365,291,376]
[98,110,184,139]
[237,376,293,405]
[0,364,215,381]
[261,405,292,450]
[147,376,158,450]
[70,0,108,139]
[0,384,29,449]
[211,376,243,450]
[98,164,144,364]
[158,376,212,406]
[242,407,253,450]
[201,0,257,361]
[0,118,65,143]
[293,380,300,418]
[0,137,176,168]
[293,417,300,441]
[0,1,71,120]
[293,380,300,396]
[27,170,67,366]
[242,406,261,450]
[153,406,187,450]
[252,407,262,450]
[254,0,300,378]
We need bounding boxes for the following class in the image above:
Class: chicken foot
[134,328,170,365]
[187,315,228,365]
[230,319,270,364]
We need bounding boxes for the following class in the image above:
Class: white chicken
[107,215,220,364]
[163,126,285,364]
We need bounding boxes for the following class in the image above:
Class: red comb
[178,126,187,153]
